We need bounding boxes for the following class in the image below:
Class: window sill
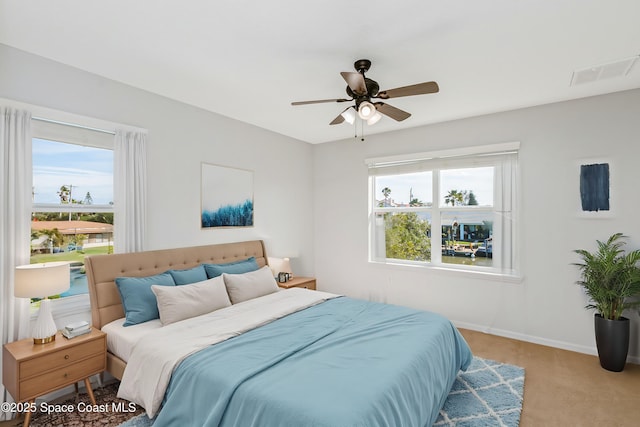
[369,260,523,284]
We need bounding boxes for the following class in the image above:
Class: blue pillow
[115,273,176,326]
[166,265,208,285]
[203,257,259,278]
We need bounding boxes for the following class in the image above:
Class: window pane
[30,214,114,300]
[31,138,114,301]
[32,138,113,205]
[440,167,494,207]
[375,172,432,207]
[441,211,493,267]
[375,212,432,262]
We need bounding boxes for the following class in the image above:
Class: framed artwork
[578,160,612,218]
[201,163,254,228]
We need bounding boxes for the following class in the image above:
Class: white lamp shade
[358,101,376,120]
[367,111,382,125]
[280,257,293,275]
[267,257,283,277]
[14,262,70,298]
[341,107,356,125]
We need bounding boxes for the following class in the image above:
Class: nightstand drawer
[20,338,104,379]
[20,353,105,401]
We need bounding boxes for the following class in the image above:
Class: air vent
[570,55,638,86]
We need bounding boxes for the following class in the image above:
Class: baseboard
[454,321,640,365]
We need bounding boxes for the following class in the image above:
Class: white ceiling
[1,1,639,144]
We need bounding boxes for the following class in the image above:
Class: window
[368,142,519,277]
[30,120,115,302]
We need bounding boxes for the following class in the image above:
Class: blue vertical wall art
[201,163,254,228]
[580,163,609,212]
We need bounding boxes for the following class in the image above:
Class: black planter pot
[594,314,630,372]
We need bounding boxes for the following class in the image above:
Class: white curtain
[114,130,147,253]
[1,108,32,418]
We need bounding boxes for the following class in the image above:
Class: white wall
[0,44,315,276]
[312,89,640,361]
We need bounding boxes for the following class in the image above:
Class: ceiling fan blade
[376,81,439,99]
[292,98,351,106]
[329,113,345,125]
[340,72,367,95]
[375,103,411,121]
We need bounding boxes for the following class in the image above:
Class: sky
[374,167,494,207]
[32,138,113,205]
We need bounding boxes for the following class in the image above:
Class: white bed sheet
[101,317,162,362]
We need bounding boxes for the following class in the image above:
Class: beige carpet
[459,328,640,427]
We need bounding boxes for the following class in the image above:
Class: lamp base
[33,334,56,345]
[32,298,59,345]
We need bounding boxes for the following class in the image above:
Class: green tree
[57,185,71,204]
[37,228,64,253]
[467,190,478,205]
[385,213,431,261]
[445,189,464,206]
[380,187,392,207]
[83,192,93,205]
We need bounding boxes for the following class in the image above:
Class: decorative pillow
[151,276,231,325]
[115,273,176,326]
[222,265,279,304]
[166,265,208,285]
[203,256,259,278]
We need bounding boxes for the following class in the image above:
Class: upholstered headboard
[85,240,267,330]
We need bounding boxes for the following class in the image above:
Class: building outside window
[368,142,519,277]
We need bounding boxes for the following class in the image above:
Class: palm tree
[381,187,391,206]
[445,189,464,206]
[57,185,71,204]
[38,228,64,253]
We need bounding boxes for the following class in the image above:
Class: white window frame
[30,116,117,319]
[367,142,520,279]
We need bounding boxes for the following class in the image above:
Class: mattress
[101,317,162,362]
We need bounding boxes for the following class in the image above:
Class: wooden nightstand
[2,328,106,426]
[277,276,316,290]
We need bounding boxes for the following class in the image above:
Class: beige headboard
[85,240,267,330]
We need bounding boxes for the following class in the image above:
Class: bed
[85,240,473,427]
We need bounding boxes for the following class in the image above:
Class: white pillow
[151,276,231,325]
[223,265,279,304]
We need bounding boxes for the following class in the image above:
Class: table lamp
[14,262,70,344]
[280,257,293,278]
[268,257,293,279]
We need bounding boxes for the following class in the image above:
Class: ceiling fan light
[367,111,382,125]
[341,107,356,124]
[358,101,376,120]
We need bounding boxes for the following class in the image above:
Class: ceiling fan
[291,59,439,126]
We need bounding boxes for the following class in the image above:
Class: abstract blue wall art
[580,163,609,212]
[201,163,254,228]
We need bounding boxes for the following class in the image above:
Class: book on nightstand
[62,320,91,339]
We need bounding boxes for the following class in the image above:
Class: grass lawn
[31,246,111,264]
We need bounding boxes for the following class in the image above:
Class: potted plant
[574,233,640,371]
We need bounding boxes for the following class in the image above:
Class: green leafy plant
[574,233,640,320]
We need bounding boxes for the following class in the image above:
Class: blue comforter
[153,296,472,427]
